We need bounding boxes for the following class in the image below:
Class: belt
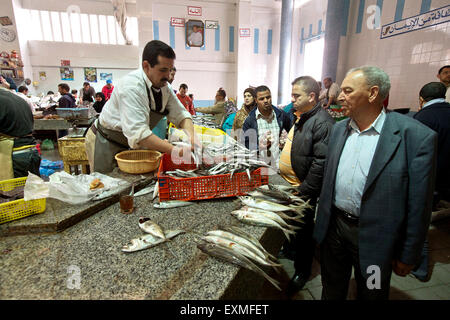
[332,205,359,223]
[12,146,37,155]
[91,123,97,135]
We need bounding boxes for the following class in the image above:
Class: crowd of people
[1,38,449,300]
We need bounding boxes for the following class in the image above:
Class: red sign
[239,28,251,37]
[188,6,202,16]
[170,17,185,27]
[61,59,71,66]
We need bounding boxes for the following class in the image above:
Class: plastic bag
[40,139,55,150]
[24,171,129,205]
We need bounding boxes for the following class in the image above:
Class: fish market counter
[0,174,288,299]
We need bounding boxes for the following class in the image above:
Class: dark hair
[419,82,446,102]
[47,91,54,95]
[71,89,77,94]
[18,85,28,93]
[179,83,188,90]
[95,92,105,100]
[217,88,226,98]
[172,66,177,72]
[142,40,176,67]
[83,82,90,87]
[188,94,193,98]
[255,85,271,94]
[438,65,450,75]
[292,76,320,102]
[58,83,70,92]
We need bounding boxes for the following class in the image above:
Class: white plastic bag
[24,171,129,205]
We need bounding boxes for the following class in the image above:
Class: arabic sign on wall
[171,17,185,27]
[239,28,251,37]
[381,4,450,39]
[188,6,202,16]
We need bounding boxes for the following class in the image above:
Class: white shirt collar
[423,98,446,109]
[255,107,274,120]
[349,108,386,134]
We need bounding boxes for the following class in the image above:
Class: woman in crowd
[92,92,106,114]
[232,87,257,135]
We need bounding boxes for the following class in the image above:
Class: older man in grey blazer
[314,66,437,300]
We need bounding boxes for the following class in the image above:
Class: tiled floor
[276,214,450,300]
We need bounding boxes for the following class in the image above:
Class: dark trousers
[12,149,41,178]
[282,200,316,278]
[320,212,392,300]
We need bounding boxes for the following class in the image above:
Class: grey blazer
[314,111,437,276]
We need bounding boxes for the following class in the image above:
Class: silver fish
[197,241,281,291]
[134,183,156,197]
[238,205,304,223]
[153,182,159,200]
[206,230,276,263]
[138,217,166,239]
[238,196,305,214]
[122,230,185,252]
[153,200,194,209]
[231,210,297,241]
[233,207,303,230]
[201,235,282,268]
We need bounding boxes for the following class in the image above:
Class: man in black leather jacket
[286,76,335,296]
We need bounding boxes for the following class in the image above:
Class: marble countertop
[0,174,288,300]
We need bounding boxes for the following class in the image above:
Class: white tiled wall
[338,0,450,111]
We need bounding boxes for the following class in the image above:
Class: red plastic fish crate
[157,153,269,202]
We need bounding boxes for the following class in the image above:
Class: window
[304,37,325,82]
[23,9,138,46]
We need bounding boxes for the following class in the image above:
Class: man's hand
[392,260,415,277]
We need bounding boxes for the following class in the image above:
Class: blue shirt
[334,109,386,216]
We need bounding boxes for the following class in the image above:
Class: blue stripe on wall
[420,0,431,14]
[169,24,175,49]
[215,26,220,51]
[194,100,215,108]
[356,0,365,34]
[185,43,191,50]
[394,0,405,22]
[375,0,384,29]
[300,27,304,54]
[153,20,159,40]
[229,26,234,52]
[254,28,259,54]
[267,29,272,55]
[318,19,323,33]
[342,0,351,36]
[309,24,313,37]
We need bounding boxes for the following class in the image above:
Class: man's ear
[309,92,316,104]
[368,86,380,103]
[142,60,149,71]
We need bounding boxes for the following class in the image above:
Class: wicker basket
[115,150,162,174]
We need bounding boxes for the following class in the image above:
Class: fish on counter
[231,210,297,241]
[138,217,166,239]
[232,207,303,230]
[206,229,277,263]
[238,205,305,223]
[238,196,308,214]
[197,241,281,291]
[122,230,185,253]
[153,200,195,209]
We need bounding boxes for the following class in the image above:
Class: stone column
[235,0,253,107]
[276,0,293,106]
[321,0,345,82]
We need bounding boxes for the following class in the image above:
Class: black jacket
[291,103,335,198]
[414,101,450,191]
[58,93,76,108]
[241,105,293,151]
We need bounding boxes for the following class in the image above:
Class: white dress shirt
[188,32,203,46]
[334,109,386,216]
[256,108,280,168]
[16,92,35,112]
[99,68,191,149]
